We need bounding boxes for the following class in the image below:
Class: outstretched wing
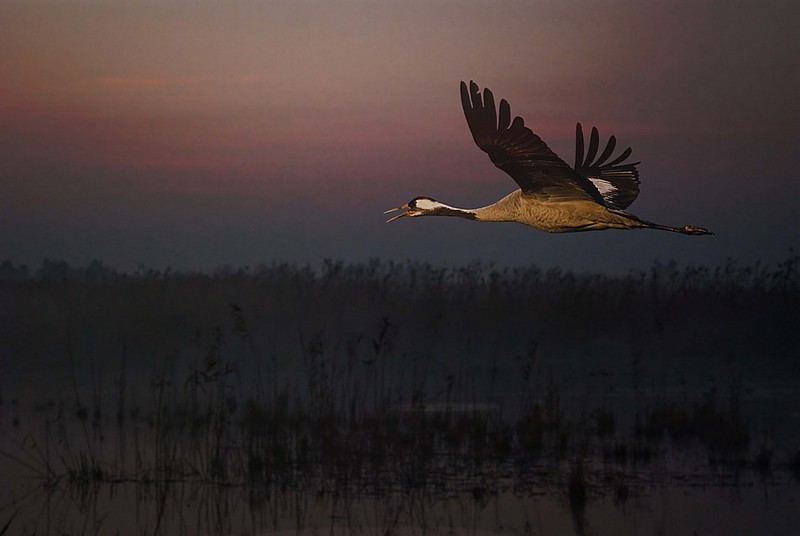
[460,81,605,205]
[573,123,641,210]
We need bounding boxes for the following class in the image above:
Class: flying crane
[385,81,712,236]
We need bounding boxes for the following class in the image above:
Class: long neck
[428,201,508,222]
[425,202,479,220]
[434,193,516,222]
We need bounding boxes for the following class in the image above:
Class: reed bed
[1,255,798,534]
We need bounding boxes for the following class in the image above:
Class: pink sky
[1,0,797,271]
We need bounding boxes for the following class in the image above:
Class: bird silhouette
[385,81,712,236]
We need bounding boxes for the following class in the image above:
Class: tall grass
[1,254,798,533]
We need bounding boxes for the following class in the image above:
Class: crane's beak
[384,203,410,223]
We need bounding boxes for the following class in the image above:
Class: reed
[1,254,798,534]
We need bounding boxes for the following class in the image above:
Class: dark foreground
[1,256,799,534]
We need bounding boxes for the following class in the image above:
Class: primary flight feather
[385,81,712,236]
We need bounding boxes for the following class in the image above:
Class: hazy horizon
[2,0,797,273]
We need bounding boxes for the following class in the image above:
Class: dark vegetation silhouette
[0,255,799,534]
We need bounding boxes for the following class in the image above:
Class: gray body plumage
[470,190,649,233]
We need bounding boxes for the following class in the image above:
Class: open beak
[384,203,410,223]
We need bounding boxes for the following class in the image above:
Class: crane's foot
[679,225,713,235]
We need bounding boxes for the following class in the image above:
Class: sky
[1,0,797,274]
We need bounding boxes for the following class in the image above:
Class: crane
[385,81,712,235]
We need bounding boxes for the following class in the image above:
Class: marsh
[1,257,799,534]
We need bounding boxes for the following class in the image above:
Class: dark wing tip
[584,126,600,165]
[574,123,585,169]
[594,134,617,167]
[498,98,511,130]
[460,81,471,108]
[605,146,633,167]
[461,80,500,148]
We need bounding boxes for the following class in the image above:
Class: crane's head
[384,197,443,223]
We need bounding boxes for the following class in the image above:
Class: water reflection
[3,473,799,535]
[1,257,799,534]
[2,371,799,535]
